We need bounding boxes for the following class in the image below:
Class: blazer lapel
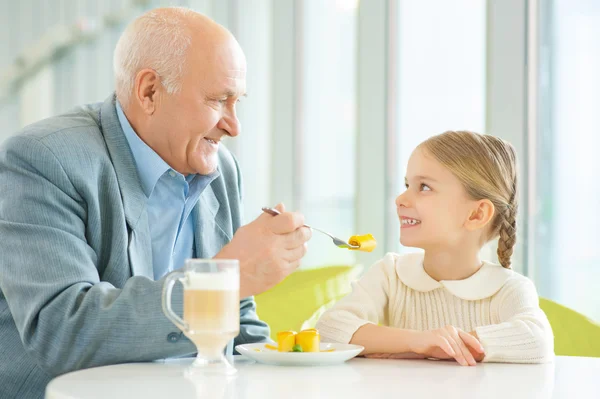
[194,184,231,259]
[99,94,153,278]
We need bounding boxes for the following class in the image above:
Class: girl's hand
[364,347,484,362]
[409,326,485,366]
[364,352,426,359]
[467,331,485,362]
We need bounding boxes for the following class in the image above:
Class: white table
[46,356,600,399]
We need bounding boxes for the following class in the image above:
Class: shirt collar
[395,252,513,300]
[116,101,172,197]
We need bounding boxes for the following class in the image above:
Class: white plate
[235,343,364,366]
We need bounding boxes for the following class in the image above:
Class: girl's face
[395,148,482,250]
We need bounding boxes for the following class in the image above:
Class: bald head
[111,7,247,176]
[113,7,238,106]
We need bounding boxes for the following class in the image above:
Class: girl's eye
[420,184,431,191]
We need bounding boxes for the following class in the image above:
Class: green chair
[255,265,362,340]
[539,297,600,357]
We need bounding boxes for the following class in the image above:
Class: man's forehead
[224,73,246,91]
[208,76,246,97]
[225,68,246,78]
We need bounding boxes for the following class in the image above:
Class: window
[390,0,487,254]
[535,0,600,321]
[299,0,358,268]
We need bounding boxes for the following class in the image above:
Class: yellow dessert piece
[277,330,297,352]
[295,329,320,352]
[348,234,377,252]
[271,329,327,352]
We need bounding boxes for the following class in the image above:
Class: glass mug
[162,259,240,376]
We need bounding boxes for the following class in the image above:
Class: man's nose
[218,105,241,137]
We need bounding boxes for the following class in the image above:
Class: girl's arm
[350,324,417,354]
[475,277,554,364]
[316,254,396,345]
[354,324,484,366]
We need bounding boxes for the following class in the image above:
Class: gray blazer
[0,94,270,398]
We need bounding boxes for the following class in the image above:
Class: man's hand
[215,203,312,298]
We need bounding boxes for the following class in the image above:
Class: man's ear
[134,68,161,115]
[464,199,495,232]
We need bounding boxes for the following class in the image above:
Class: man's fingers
[284,227,312,248]
[274,203,286,213]
[284,259,302,274]
[257,203,290,224]
[269,212,305,234]
[283,244,308,263]
[269,258,300,284]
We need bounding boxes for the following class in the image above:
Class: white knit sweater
[316,252,554,364]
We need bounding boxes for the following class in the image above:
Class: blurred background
[1,0,598,322]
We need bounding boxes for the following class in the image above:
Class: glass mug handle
[162,271,189,333]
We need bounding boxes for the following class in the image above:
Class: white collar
[394,252,513,301]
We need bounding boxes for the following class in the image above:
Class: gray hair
[113,7,195,106]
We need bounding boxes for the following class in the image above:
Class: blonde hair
[419,131,518,269]
[113,7,195,106]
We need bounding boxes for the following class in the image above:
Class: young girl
[316,131,554,365]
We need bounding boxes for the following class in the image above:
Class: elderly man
[0,7,311,398]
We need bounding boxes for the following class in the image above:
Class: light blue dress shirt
[116,101,219,279]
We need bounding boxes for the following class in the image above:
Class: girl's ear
[464,199,495,232]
